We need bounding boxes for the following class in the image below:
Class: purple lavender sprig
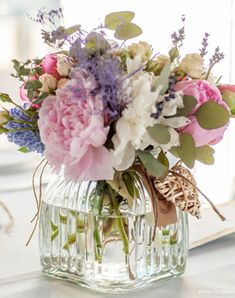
[199,32,210,57]
[4,105,44,154]
[206,46,225,79]
[151,75,177,119]
[171,15,186,47]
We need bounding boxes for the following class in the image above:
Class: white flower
[112,56,190,171]
[39,73,57,93]
[113,70,162,171]
[57,54,73,77]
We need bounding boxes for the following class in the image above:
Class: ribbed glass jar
[39,174,188,293]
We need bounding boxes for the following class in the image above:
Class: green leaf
[222,91,235,112]
[0,127,9,134]
[68,233,76,245]
[59,213,67,224]
[176,95,197,116]
[138,150,168,178]
[85,32,111,54]
[148,124,171,144]
[157,151,170,181]
[169,146,180,158]
[178,133,196,168]
[154,62,171,94]
[18,147,29,153]
[122,172,135,197]
[196,145,215,165]
[195,101,230,130]
[25,80,42,91]
[33,92,49,104]
[51,228,59,241]
[114,23,142,40]
[169,46,179,62]
[34,67,44,76]
[50,220,58,232]
[0,93,13,103]
[105,11,135,30]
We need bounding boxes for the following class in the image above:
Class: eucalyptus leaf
[222,91,235,111]
[196,145,215,165]
[178,133,196,168]
[114,23,142,40]
[148,124,171,144]
[105,11,135,30]
[154,62,171,94]
[137,150,168,178]
[176,95,197,116]
[169,146,180,158]
[85,32,111,54]
[122,172,135,197]
[0,93,13,103]
[195,101,230,129]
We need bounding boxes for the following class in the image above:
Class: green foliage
[222,91,235,116]
[154,62,171,94]
[176,95,197,116]
[0,127,9,134]
[85,32,111,55]
[0,93,13,103]
[169,46,179,62]
[18,147,29,153]
[25,80,42,91]
[11,59,31,81]
[195,101,230,129]
[137,150,168,178]
[148,124,171,144]
[104,11,142,40]
[114,23,142,40]
[172,133,196,168]
[157,150,170,181]
[105,11,135,30]
[196,145,215,165]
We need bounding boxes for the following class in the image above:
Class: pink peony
[38,69,114,182]
[41,54,60,79]
[175,80,229,147]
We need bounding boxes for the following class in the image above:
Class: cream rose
[180,53,204,78]
[57,78,68,89]
[39,73,57,93]
[128,41,152,62]
[56,54,73,77]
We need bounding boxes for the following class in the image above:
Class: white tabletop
[0,176,235,297]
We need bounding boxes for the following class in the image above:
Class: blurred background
[0,0,235,277]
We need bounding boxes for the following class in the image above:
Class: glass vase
[39,173,189,293]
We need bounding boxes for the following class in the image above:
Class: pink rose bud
[41,54,60,79]
[175,80,230,147]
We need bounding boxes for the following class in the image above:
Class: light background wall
[0,0,235,203]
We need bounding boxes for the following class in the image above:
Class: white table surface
[0,176,235,297]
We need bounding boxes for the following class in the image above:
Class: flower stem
[108,185,129,255]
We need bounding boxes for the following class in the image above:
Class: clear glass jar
[39,173,188,293]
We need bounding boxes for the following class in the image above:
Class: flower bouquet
[0,9,234,293]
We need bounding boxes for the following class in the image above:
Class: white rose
[57,78,68,89]
[180,53,204,78]
[56,54,73,77]
[39,73,57,93]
